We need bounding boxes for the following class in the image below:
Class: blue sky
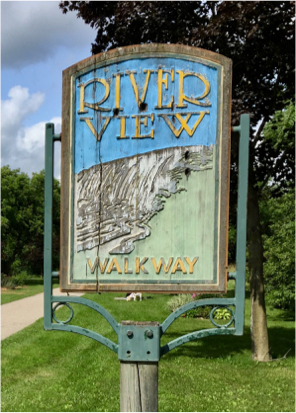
[1,1,97,178]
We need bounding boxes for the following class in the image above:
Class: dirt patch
[1,286,24,292]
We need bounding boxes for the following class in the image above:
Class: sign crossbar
[44,114,249,360]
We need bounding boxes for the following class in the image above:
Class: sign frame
[60,44,232,293]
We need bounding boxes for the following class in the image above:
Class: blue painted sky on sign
[74,57,218,173]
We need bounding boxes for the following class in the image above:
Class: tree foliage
[261,100,295,192]
[60,1,294,125]
[1,166,60,276]
[1,166,31,276]
[260,101,295,311]
[59,0,295,360]
[262,190,295,311]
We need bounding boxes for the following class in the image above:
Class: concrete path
[1,288,84,340]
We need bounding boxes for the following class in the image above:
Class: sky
[1,0,97,178]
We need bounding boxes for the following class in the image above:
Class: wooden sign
[60,44,232,293]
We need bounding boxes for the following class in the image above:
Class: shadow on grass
[162,325,295,360]
[24,278,44,286]
[162,326,249,360]
[267,310,295,322]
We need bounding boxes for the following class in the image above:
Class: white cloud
[1,86,61,177]
[1,1,96,68]
[0,86,44,154]
[15,116,62,178]
[17,116,61,152]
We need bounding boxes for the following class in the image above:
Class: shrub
[212,307,232,320]
[1,274,17,289]
[185,306,213,319]
[13,271,28,286]
[166,293,231,320]
[262,190,295,311]
[166,294,193,312]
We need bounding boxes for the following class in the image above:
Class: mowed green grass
[1,277,59,305]
[1,288,295,412]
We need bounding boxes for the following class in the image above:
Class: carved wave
[75,145,213,254]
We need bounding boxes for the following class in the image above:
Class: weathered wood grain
[120,362,158,412]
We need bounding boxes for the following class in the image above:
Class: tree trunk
[247,167,271,361]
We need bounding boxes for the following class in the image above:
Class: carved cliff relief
[75,145,213,255]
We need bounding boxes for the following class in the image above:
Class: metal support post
[232,114,250,335]
[44,115,249,412]
[44,123,61,329]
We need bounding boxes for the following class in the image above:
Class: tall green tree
[59,1,295,361]
[23,170,61,275]
[260,101,295,312]
[261,190,295,311]
[1,166,31,276]
[1,167,60,276]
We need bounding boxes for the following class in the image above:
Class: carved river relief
[75,145,213,256]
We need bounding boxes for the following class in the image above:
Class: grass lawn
[1,285,295,412]
[1,277,59,305]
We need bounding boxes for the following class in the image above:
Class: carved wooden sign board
[60,44,232,293]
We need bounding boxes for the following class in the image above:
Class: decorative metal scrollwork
[210,306,234,328]
[52,302,74,324]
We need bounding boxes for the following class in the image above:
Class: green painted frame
[43,114,249,359]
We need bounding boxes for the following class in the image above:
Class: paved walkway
[1,288,84,340]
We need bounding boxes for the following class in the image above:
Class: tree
[1,166,31,276]
[1,166,60,276]
[260,101,295,312]
[262,190,295,311]
[23,170,61,275]
[59,1,295,361]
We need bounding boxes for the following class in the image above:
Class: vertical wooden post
[119,321,159,412]
[120,361,158,412]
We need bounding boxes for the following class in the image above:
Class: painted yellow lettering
[185,257,198,273]
[78,78,111,113]
[113,72,124,111]
[171,257,187,274]
[80,116,111,141]
[117,116,129,139]
[132,114,154,139]
[177,71,211,108]
[127,69,152,107]
[151,258,162,274]
[124,258,133,274]
[78,82,88,114]
[135,257,148,274]
[151,257,173,274]
[155,68,174,109]
[107,257,122,274]
[87,257,109,274]
[158,111,209,138]
[98,258,109,274]
[87,257,98,274]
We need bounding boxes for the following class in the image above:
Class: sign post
[44,44,249,412]
[120,321,159,412]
